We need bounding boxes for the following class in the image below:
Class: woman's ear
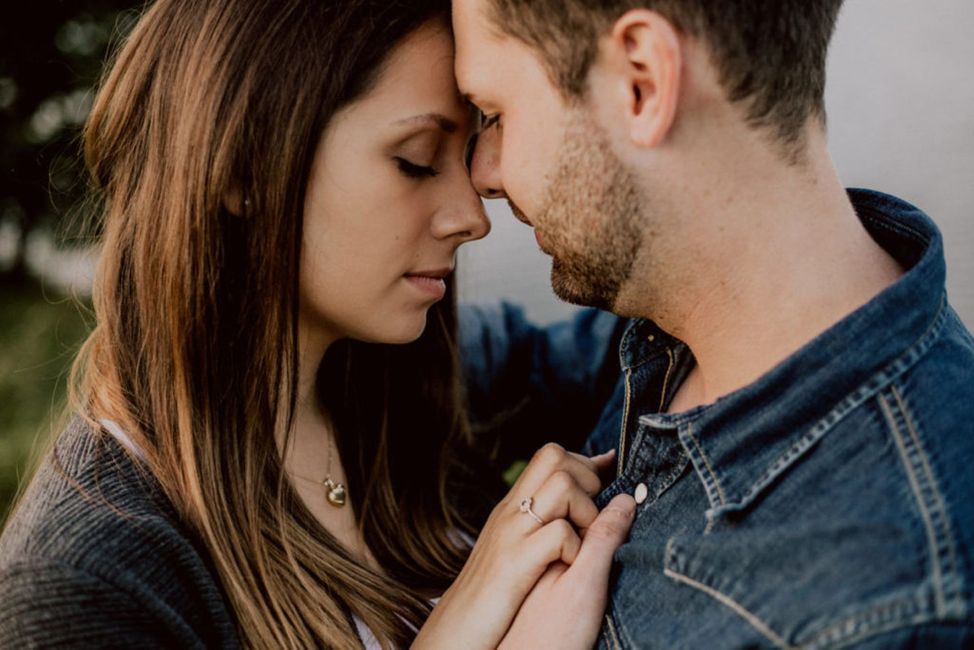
[601,9,683,149]
[223,184,246,216]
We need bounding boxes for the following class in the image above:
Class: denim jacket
[460,189,974,648]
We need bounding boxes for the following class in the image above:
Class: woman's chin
[357,313,429,346]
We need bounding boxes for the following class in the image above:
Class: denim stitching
[803,591,934,650]
[603,611,622,650]
[616,368,633,476]
[891,384,964,614]
[611,604,641,650]
[662,569,795,649]
[878,388,950,618]
[682,421,727,508]
[661,559,795,649]
[709,296,949,518]
[861,214,927,244]
[715,368,907,514]
[657,348,676,412]
[858,205,929,244]
[958,319,974,349]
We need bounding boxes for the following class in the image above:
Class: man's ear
[601,10,682,149]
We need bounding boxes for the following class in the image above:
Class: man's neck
[637,141,904,412]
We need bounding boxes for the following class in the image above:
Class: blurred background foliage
[1,1,140,523]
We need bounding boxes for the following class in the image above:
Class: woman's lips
[404,270,449,299]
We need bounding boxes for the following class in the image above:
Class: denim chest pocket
[661,519,932,649]
[657,392,965,650]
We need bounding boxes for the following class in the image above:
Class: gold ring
[519,497,545,525]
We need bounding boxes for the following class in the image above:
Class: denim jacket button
[634,483,649,505]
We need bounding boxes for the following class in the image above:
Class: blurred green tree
[1,1,139,281]
[1,2,140,523]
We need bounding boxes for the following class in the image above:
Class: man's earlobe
[610,10,682,149]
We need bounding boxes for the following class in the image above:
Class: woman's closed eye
[396,157,440,179]
[464,113,501,170]
[464,134,478,171]
[480,113,501,131]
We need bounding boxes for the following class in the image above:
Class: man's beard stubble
[532,112,645,311]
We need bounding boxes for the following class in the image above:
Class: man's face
[453,0,645,310]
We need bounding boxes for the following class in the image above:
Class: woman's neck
[283,326,381,571]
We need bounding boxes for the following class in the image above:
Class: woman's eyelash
[464,113,500,169]
[396,158,439,179]
[481,113,501,131]
[465,136,478,170]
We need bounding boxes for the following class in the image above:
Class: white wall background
[458,0,974,328]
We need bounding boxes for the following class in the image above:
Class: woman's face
[300,20,489,347]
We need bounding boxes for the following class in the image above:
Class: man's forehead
[453,0,514,89]
[452,0,489,92]
[452,0,505,48]
[452,0,483,28]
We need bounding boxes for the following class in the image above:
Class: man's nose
[469,125,505,199]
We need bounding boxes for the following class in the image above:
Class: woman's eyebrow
[392,113,459,134]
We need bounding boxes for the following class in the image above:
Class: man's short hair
[487,0,845,152]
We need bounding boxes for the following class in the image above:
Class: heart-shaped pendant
[324,478,347,507]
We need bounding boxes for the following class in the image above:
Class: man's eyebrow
[392,113,459,133]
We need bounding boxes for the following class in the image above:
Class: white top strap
[99,419,146,462]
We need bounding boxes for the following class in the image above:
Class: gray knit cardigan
[0,419,242,648]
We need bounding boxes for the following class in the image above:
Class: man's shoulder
[891,301,974,529]
[613,402,974,649]
[750,305,974,645]
[913,304,974,411]
[605,310,974,649]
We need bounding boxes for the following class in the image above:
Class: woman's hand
[499,493,636,650]
[412,443,619,650]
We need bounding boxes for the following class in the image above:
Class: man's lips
[506,200,547,253]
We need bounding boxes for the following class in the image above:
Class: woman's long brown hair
[66,0,487,646]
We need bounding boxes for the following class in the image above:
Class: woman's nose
[469,126,505,199]
[432,179,491,243]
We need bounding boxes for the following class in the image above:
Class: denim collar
[622,189,949,513]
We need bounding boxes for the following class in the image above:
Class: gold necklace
[322,434,347,507]
[289,435,347,508]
